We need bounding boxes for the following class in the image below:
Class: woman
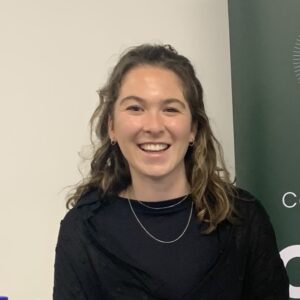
[53,44,289,299]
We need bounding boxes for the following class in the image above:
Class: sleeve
[53,216,87,300]
[243,200,289,300]
[53,211,90,300]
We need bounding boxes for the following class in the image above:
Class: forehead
[118,65,184,96]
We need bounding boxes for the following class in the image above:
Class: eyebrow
[119,95,187,109]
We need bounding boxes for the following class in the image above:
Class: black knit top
[94,195,218,299]
[53,188,289,300]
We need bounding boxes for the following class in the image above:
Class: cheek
[168,120,194,139]
[114,116,141,139]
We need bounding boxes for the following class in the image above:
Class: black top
[93,195,218,299]
[53,188,289,300]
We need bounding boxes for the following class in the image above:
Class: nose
[142,111,165,135]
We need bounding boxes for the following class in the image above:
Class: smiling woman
[53,44,289,300]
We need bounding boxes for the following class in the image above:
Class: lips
[138,143,170,152]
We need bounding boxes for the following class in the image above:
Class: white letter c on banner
[280,245,300,299]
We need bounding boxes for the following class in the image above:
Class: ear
[190,122,197,143]
[108,115,115,141]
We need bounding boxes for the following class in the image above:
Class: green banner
[228,0,300,298]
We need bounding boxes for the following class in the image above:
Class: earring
[111,139,116,146]
[189,140,195,147]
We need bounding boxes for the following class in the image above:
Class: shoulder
[57,188,116,249]
[76,187,104,208]
[60,188,112,230]
[232,188,267,216]
[231,188,273,230]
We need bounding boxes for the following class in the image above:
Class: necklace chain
[128,197,193,244]
[137,194,188,210]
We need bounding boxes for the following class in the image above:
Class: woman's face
[109,65,196,183]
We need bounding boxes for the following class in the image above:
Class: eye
[126,105,143,112]
[164,107,180,113]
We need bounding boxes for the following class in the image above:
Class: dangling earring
[111,139,116,146]
[189,140,195,147]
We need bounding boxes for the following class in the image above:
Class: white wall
[0,1,234,299]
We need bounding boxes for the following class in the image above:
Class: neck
[125,174,190,202]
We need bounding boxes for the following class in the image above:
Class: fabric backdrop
[228,1,300,299]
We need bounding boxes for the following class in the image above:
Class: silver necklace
[128,197,193,244]
[137,194,189,210]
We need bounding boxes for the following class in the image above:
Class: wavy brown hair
[67,44,236,233]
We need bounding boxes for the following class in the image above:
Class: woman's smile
[138,143,170,152]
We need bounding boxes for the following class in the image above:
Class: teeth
[140,143,169,151]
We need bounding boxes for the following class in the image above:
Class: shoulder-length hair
[67,44,235,233]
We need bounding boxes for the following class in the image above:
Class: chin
[140,167,178,180]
